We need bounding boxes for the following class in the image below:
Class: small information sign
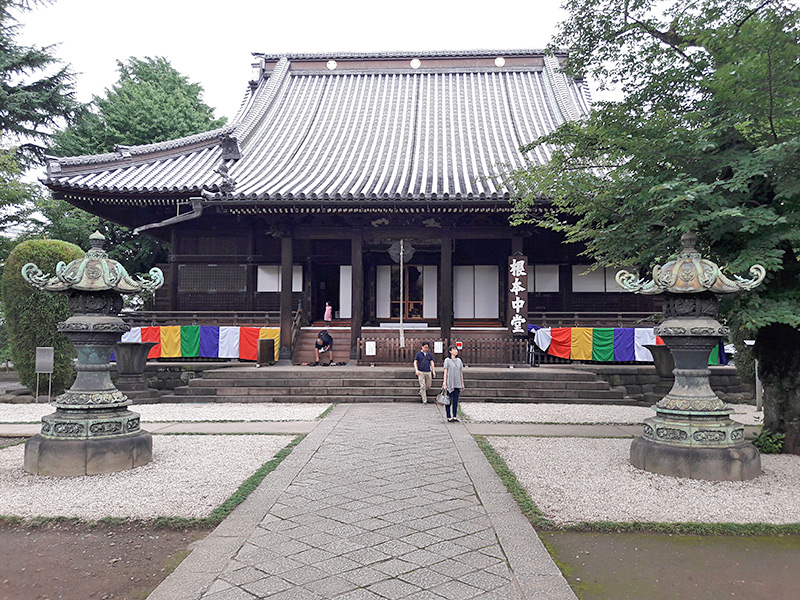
[365,341,377,356]
[36,347,54,374]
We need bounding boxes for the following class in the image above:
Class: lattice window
[179,236,246,255]
[178,265,247,292]
[178,293,247,310]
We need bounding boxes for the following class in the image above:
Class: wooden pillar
[279,234,293,361]
[350,229,363,360]
[246,229,256,311]
[511,236,524,256]
[169,229,179,311]
[440,231,453,343]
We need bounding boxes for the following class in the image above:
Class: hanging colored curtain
[239,327,260,361]
[120,328,142,343]
[141,326,161,358]
[592,328,615,362]
[219,327,240,358]
[613,328,635,361]
[160,326,181,358]
[258,327,281,362]
[548,327,572,359]
[534,327,552,352]
[180,326,201,358]
[634,328,656,361]
[571,327,593,360]
[199,326,220,358]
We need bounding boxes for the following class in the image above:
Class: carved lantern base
[631,411,760,481]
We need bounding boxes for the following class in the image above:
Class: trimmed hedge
[2,239,84,395]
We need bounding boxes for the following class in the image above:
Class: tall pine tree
[0,0,76,164]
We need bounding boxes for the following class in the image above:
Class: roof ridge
[254,49,566,61]
[233,58,291,145]
[544,55,582,122]
[52,125,235,168]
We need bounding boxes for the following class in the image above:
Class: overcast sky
[17,0,569,121]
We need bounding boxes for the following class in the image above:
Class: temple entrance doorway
[377,265,437,321]
[315,265,340,322]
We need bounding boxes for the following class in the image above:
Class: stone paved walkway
[148,404,576,600]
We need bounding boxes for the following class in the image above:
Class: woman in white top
[442,344,465,422]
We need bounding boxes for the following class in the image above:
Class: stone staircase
[158,366,635,404]
[292,328,352,365]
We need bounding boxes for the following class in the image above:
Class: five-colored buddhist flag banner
[529,326,724,365]
[117,327,280,362]
[591,328,614,362]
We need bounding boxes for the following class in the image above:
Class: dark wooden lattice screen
[178,265,247,292]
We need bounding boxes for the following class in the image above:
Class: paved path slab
[148,404,576,600]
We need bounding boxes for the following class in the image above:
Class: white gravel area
[488,436,800,525]
[461,402,763,425]
[0,403,330,423]
[0,435,293,519]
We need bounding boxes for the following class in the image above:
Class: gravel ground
[0,435,294,519]
[488,436,800,525]
[0,403,331,423]
[461,402,763,425]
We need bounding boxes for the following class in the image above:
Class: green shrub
[752,427,785,454]
[1,239,84,395]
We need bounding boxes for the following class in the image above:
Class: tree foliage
[0,0,76,164]
[508,0,800,451]
[1,239,83,394]
[0,148,39,257]
[50,56,225,156]
[39,57,226,275]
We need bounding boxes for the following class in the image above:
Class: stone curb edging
[146,405,350,600]
[447,419,578,599]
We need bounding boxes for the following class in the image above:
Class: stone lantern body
[21,232,164,476]
[616,233,765,481]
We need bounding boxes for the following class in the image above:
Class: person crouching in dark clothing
[314,330,334,365]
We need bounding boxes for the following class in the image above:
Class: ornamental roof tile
[45,50,591,203]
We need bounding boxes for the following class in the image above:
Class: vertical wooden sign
[508,256,528,336]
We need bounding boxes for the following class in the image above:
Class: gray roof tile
[46,51,590,202]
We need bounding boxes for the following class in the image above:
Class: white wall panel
[423,266,438,318]
[339,266,352,318]
[572,265,605,292]
[474,266,498,318]
[377,266,391,318]
[453,266,474,318]
[534,265,559,292]
[257,265,303,292]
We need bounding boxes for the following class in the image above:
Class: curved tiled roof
[46,50,591,203]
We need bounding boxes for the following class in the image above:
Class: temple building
[43,50,656,362]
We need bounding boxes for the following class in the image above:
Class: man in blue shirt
[413,341,436,403]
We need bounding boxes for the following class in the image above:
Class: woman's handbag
[436,390,450,406]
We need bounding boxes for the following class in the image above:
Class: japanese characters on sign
[508,256,528,336]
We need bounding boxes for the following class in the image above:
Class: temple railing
[528,311,658,328]
[122,311,281,327]
[357,337,529,366]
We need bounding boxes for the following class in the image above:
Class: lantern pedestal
[629,294,760,480]
[21,231,163,478]
[23,296,153,476]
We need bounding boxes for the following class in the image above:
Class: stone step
[183,377,612,391]
[170,385,623,400]
[199,369,601,382]
[158,393,635,405]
